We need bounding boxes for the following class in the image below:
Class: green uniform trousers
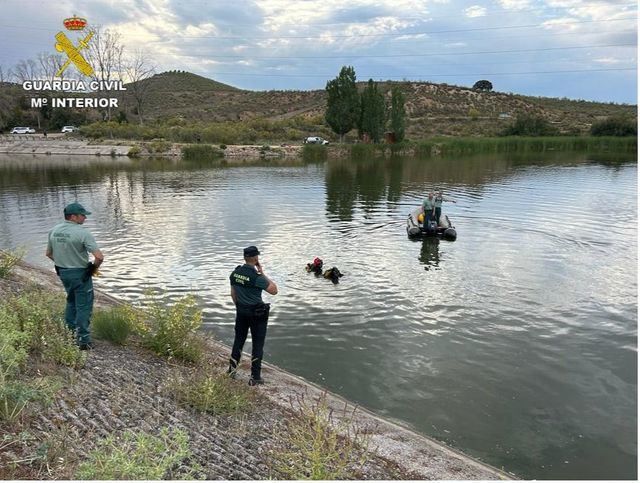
[58,267,94,345]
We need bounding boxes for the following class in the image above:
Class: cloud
[464,5,487,17]
[496,0,530,10]
[0,0,635,102]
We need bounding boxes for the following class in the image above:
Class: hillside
[125,73,636,137]
[0,72,636,138]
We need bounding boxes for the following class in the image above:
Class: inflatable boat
[406,207,457,240]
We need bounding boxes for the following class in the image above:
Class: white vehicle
[303,136,329,145]
[61,125,78,133]
[10,127,36,134]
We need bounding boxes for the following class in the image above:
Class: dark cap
[243,245,260,257]
[64,202,91,216]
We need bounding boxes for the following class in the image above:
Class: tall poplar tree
[325,66,359,142]
[389,85,406,142]
[359,79,385,143]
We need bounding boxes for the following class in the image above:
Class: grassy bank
[415,136,637,157]
[340,136,637,158]
[0,250,389,480]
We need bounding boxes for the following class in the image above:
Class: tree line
[325,66,407,143]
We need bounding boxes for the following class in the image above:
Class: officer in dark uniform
[229,245,278,386]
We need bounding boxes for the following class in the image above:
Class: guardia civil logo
[54,15,94,77]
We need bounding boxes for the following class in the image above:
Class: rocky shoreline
[0,259,513,480]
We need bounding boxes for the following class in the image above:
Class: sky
[0,0,637,103]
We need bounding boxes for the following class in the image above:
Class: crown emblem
[63,15,87,31]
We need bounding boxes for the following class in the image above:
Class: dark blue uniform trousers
[230,310,268,379]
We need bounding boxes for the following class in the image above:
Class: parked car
[61,125,78,133]
[10,127,36,134]
[303,136,329,145]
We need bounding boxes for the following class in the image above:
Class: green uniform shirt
[230,264,269,306]
[47,221,100,268]
[423,198,436,212]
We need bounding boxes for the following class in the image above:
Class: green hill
[127,73,635,137]
[0,71,636,138]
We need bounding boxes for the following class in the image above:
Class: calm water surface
[0,152,636,479]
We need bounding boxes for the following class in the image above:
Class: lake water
[0,151,636,479]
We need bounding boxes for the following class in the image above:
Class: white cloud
[464,6,487,17]
[593,57,629,65]
[496,0,530,10]
[542,17,583,32]
[0,0,635,102]
[393,33,429,41]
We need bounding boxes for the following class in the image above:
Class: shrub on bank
[501,115,558,136]
[181,144,224,161]
[590,117,637,136]
[0,288,82,422]
[267,394,371,480]
[127,145,142,158]
[128,292,204,363]
[0,248,25,279]
[92,306,134,345]
[147,139,172,153]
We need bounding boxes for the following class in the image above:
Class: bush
[42,323,85,368]
[590,117,637,136]
[127,145,142,158]
[170,369,253,415]
[130,293,204,363]
[268,394,370,480]
[0,248,25,279]
[92,306,134,345]
[0,294,67,423]
[147,139,172,153]
[76,428,194,480]
[0,377,60,423]
[0,289,83,368]
[181,144,224,162]
[501,115,558,136]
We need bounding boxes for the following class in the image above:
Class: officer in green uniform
[229,246,278,386]
[434,190,456,224]
[46,202,104,350]
[422,192,436,231]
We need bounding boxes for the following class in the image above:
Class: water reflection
[419,237,441,270]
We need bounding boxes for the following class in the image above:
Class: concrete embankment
[0,134,132,156]
[1,259,514,480]
[0,134,305,160]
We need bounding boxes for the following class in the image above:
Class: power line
[0,15,635,40]
[200,67,636,78]
[164,42,638,60]
[2,24,635,51]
